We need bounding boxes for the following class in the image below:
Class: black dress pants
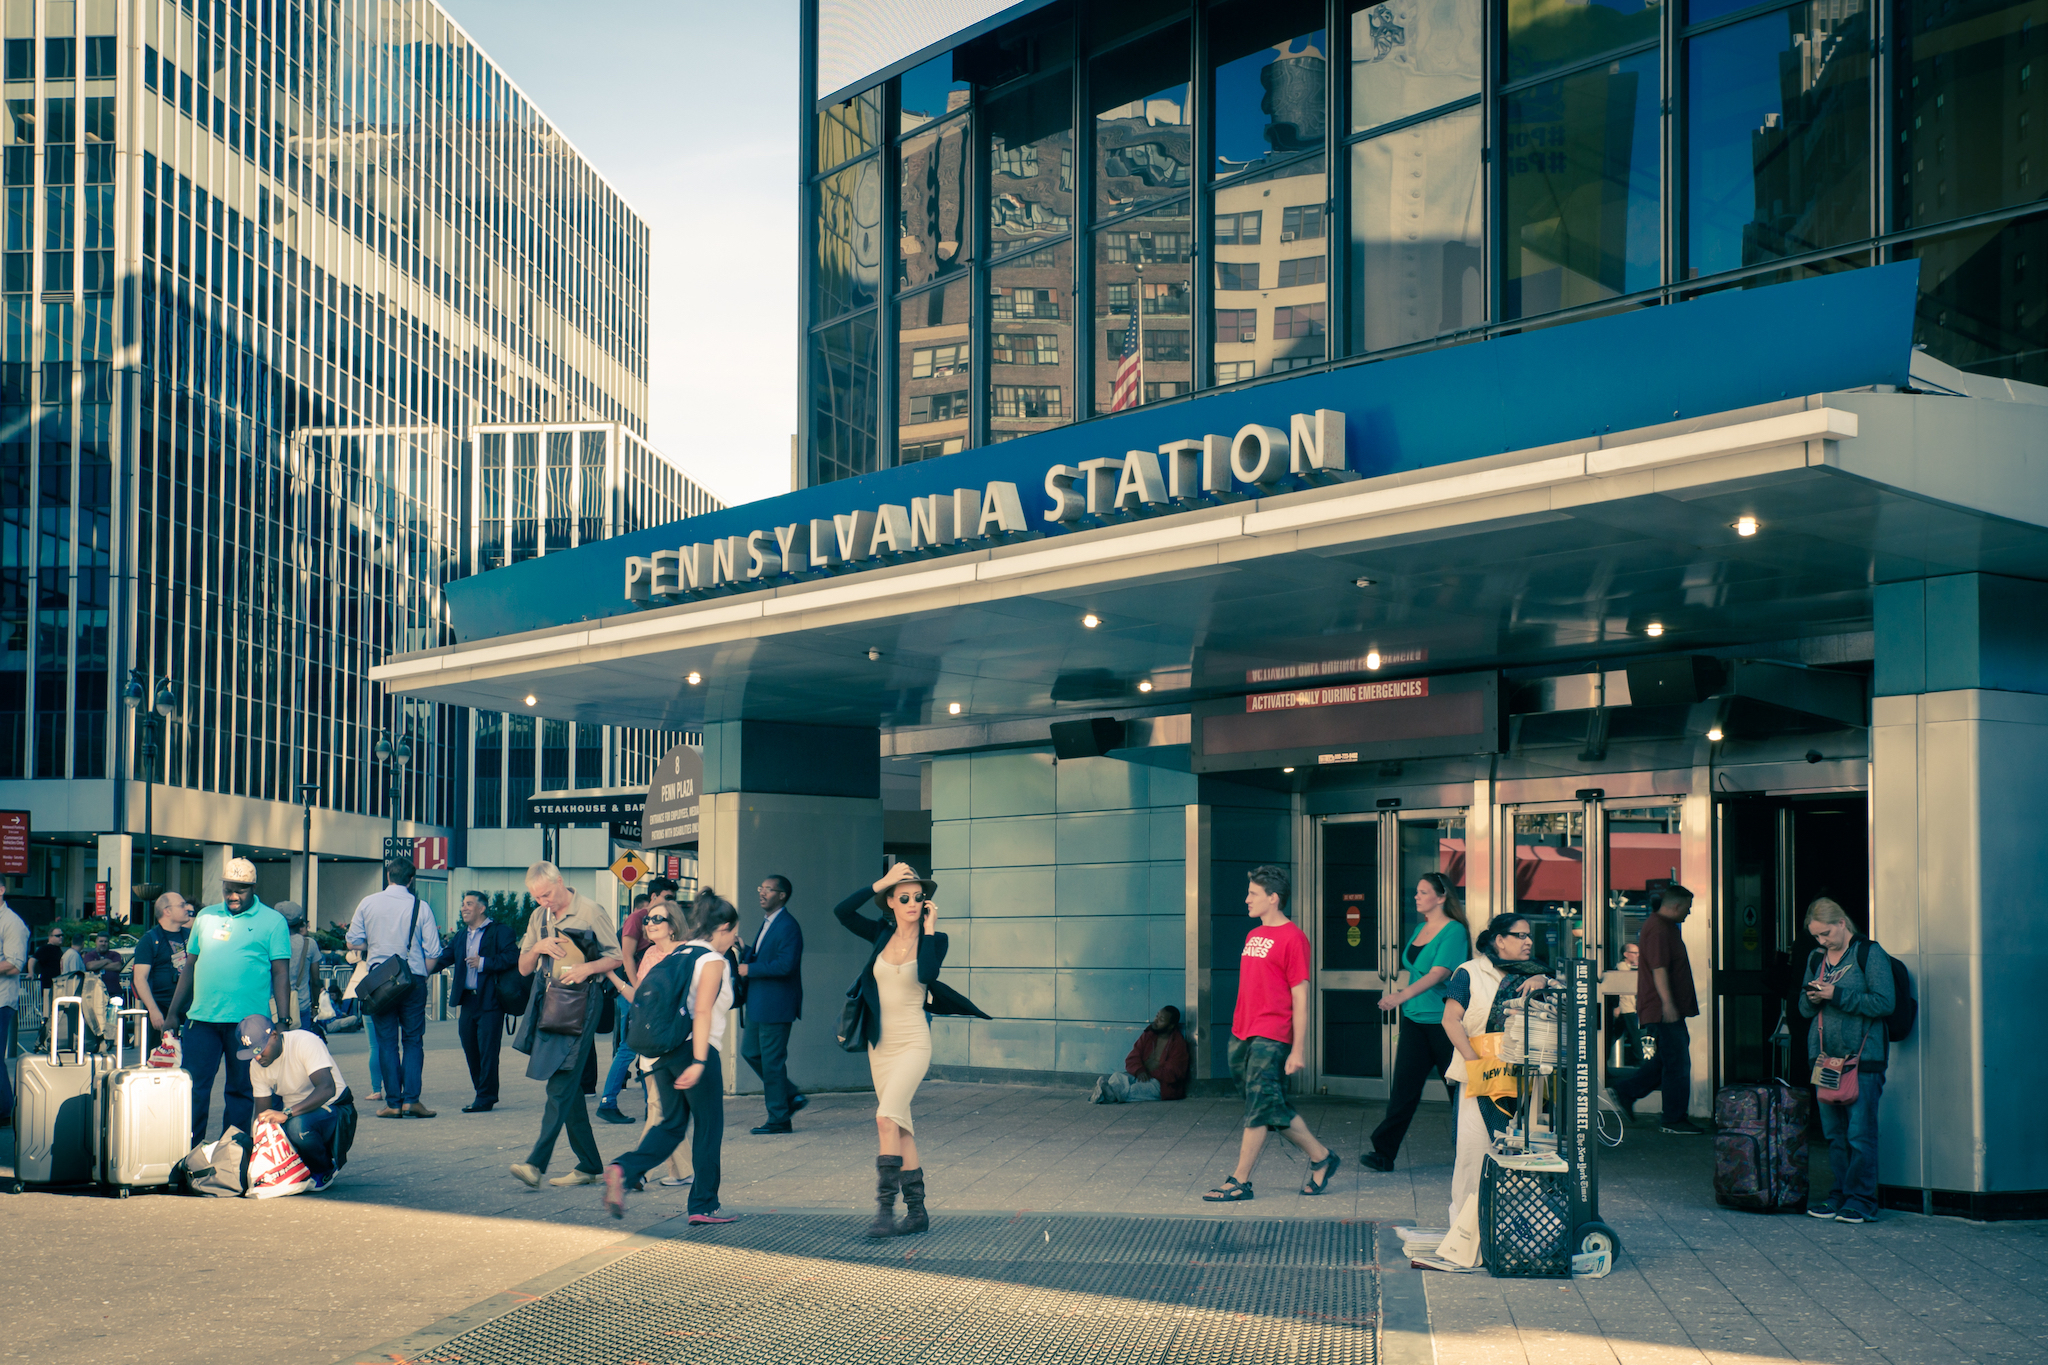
[615,1048,724,1216]
[742,1020,796,1124]
[1369,1013,1457,1162]
[457,989,504,1104]
[527,1065,605,1175]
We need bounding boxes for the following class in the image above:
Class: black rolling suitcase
[1712,1081,1810,1212]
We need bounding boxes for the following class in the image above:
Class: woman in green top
[1363,872,1471,1172]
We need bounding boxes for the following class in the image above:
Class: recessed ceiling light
[1137,680,1154,693]
[686,671,701,685]
[523,694,537,706]
[867,648,882,661]
[1733,515,1759,537]
[1365,650,1381,670]
[1645,622,1665,638]
[1082,613,1101,628]
[1282,766,1295,773]
[1353,577,1376,588]
[947,702,962,715]
[1706,726,1724,742]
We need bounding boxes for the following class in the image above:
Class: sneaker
[688,1211,739,1225]
[596,1105,633,1125]
[1659,1117,1706,1135]
[309,1172,334,1192]
[1806,1202,1840,1219]
[549,1169,600,1187]
[1089,1076,1109,1104]
[1833,1209,1869,1224]
[659,1175,695,1188]
[509,1163,543,1188]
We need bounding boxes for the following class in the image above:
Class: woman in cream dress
[834,862,949,1237]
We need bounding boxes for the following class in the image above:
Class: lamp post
[297,780,319,919]
[374,731,413,857]
[123,671,176,905]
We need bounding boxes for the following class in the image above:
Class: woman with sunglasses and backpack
[1798,898,1895,1225]
[603,902,693,1192]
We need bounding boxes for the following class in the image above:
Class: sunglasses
[646,915,671,925]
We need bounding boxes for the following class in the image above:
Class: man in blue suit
[433,891,521,1113]
[739,874,806,1134]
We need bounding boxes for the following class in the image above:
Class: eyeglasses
[1503,931,1533,940]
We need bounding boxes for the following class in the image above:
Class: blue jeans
[181,1018,254,1143]
[600,998,634,1108]
[1616,1019,1692,1123]
[282,1105,340,1178]
[1818,1067,1885,1217]
[370,980,428,1105]
[367,1014,383,1091]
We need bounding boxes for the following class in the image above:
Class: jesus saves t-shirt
[1232,920,1310,1046]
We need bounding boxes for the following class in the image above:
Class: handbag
[836,979,874,1053]
[1813,1020,1872,1104]
[536,924,593,1036]
[357,892,423,1017]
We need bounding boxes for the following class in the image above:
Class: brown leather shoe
[404,1102,437,1118]
[376,1107,403,1118]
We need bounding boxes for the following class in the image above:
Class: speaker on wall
[1050,716,1124,759]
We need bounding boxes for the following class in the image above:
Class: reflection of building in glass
[1211,159,1328,383]
[1741,2,1870,265]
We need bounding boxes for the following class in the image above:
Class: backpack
[1856,939,1917,1043]
[624,945,710,1058]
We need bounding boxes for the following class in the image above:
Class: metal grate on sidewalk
[405,1214,1378,1365]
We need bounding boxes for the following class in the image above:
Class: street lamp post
[374,731,413,856]
[297,780,319,916]
[123,671,177,906]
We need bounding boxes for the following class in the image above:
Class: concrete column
[288,853,321,930]
[63,849,88,920]
[96,833,133,928]
[201,844,232,908]
[1679,773,1715,1120]
[1183,805,1213,1083]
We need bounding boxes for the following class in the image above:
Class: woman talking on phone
[834,863,957,1238]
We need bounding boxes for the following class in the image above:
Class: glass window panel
[898,50,969,132]
[1210,155,1326,384]
[1089,0,1190,49]
[817,87,882,171]
[1502,51,1662,319]
[510,431,537,562]
[811,312,881,483]
[1893,0,2048,231]
[1685,1,1869,279]
[577,429,606,543]
[1904,211,2048,387]
[986,72,1074,258]
[1398,815,1468,955]
[1350,0,1482,134]
[543,430,572,553]
[1094,199,1193,413]
[1321,820,1378,973]
[813,156,882,322]
[897,279,970,464]
[1511,807,1585,968]
[1505,0,1661,85]
[1092,23,1192,220]
[1603,804,1682,971]
[987,240,1074,439]
[898,114,967,291]
[1349,105,1484,352]
[1687,0,1759,19]
[1210,0,1327,178]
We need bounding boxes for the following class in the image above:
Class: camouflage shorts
[1229,1034,1296,1130]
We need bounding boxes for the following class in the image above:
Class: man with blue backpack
[1798,897,1914,1225]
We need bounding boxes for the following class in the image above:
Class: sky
[439,0,801,508]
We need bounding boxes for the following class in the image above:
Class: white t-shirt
[250,1030,347,1111]
[685,940,734,1052]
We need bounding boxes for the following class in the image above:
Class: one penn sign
[623,409,1351,603]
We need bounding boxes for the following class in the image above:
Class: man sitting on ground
[240,1014,355,1191]
[1091,1005,1191,1104]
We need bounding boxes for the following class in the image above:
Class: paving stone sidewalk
[3,1019,2044,1364]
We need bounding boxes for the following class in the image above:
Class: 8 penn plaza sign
[621,410,1354,604]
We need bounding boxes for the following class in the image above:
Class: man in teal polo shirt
[167,856,292,1143]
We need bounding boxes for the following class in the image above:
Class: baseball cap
[235,1014,277,1060]
[223,856,259,886]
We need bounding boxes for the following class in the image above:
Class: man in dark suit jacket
[739,874,806,1134]
[434,890,520,1113]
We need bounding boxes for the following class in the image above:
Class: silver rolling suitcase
[98,1008,191,1197]
[11,996,98,1192]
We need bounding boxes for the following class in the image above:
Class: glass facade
[0,0,695,859]
[802,0,2048,484]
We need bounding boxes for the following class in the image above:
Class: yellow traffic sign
[609,852,651,885]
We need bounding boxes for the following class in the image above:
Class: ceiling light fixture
[947,702,962,715]
[1082,613,1101,628]
[1706,726,1724,742]
[1365,650,1382,670]
[1733,515,1759,537]
[523,694,537,706]
[1645,622,1665,638]
[1353,577,1376,588]
[1282,766,1295,773]
[867,648,882,661]
[1137,680,1154,692]
[686,671,702,686]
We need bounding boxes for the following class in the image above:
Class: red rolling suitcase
[1713,1081,1811,1212]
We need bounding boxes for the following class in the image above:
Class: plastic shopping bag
[247,1120,315,1199]
[148,1036,181,1068]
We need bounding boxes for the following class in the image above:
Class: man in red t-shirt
[1204,865,1339,1201]
[1611,884,1703,1134]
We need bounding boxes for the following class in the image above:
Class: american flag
[1108,302,1142,412]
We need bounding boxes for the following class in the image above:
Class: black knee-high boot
[867,1156,904,1237]
[896,1167,928,1235]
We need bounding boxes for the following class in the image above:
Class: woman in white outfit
[1440,913,1552,1228]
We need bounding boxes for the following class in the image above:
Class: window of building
[908,390,969,423]
[1092,22,1192,219]
[993,385,1064,419]
[899,437,966,464]
[1144,381,1188,402]
[986,71,1075,257]
[1143,329,1191,362]
[1351,0,1480,134]
[1212,360,1258,384]
[1505,0,1660,85]
[1892,0,2042,230]
[993,332,1061,365]
[1215,260,1260,291]
[1214,210,1263,244]
[898,115,968,292]
[1215,308,1258,343]
[992,285,1060,319]
[1350,105,1484,353]
[1274,303,1326,338]
[1282,204,1325,241]
[1277,255,1326,287]
[910,343,969,378]
[1211,0,1326,179]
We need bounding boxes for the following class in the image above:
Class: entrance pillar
[1872,575,2048,1211]
[695,722,884,1100]
[201,844,232,908]
[96,833,132,928]
[289,853,322,930]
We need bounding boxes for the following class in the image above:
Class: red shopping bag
[247,1120,314,1198]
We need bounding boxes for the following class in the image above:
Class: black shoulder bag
[357,892,422,1017]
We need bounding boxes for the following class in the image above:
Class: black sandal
[1203,1176,1255,1202]
[1301,1152,1341,1196]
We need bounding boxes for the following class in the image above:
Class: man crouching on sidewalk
[241,1015,356,1191]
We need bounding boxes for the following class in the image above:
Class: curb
[1377,1221,1435,1365]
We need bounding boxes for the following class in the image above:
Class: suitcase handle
[112,1007,150,1069]
[49,994,85,1067]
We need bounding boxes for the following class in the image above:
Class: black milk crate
[1480,1156,1573,1278]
